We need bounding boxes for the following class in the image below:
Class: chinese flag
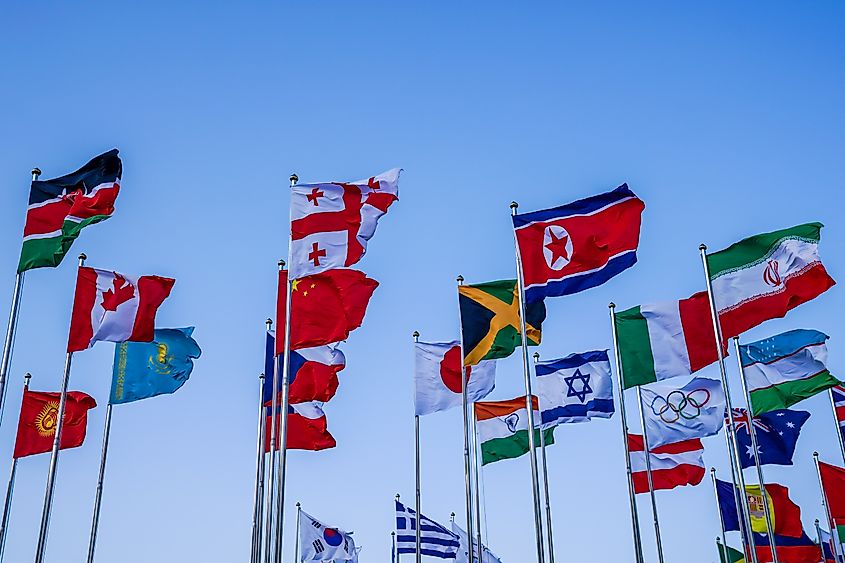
[276,268,378,352]
[14,390,97,458]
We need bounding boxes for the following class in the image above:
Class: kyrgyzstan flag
[14,389,97,458]
[276,269,378,352]
[265,401,336,451]
[68,267,175,352]
[512,184,645,302]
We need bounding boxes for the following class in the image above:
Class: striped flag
[832,386,845,446]
[394,500,459,559]
[627,434,705,494]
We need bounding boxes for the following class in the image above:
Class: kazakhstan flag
[110,327,201,405]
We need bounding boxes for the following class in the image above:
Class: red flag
[68,266,175,352]
[265,402,336,452]
[276,269,378,353]
[627,435,705,494]
[14,390,97,458]
[819,461,845,539]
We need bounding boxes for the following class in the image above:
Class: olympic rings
[649,388,712,424]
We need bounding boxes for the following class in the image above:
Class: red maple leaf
[101,275,135,311]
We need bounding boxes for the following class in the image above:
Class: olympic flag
[640,376,726,448]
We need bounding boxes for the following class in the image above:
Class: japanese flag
[415,341,496,416]
[67,266,175,352]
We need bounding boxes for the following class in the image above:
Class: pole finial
[608,302,616,309]
[814,451,820,458]
[456,275,464,284]
[31,167,41,178]
[278,259,286,270]
[699,243,707,251]
[259,373,265,380]
[395,493,400,501]
[412,330,419,340]
[290,173,299,186]
[533,351,539,361]
[266,318,273,329]
[510,201,518,210]
[24,372,31,382]
[296,501,301,508]
[710,467,715,474]
[816,518,820,524]
[78,253,87,266]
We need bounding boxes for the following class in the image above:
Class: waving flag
[535,350,614,426]
[265,402,336,451]
[67,267,175,352]
[19,150,121,272]
[628,434,704,493]
[716,540,746,563]
[474,397,554,465]
[512,184,644,302]
[819,528,839,563]
[752,532,821,563]
[639,376,725,448]
[264,331,345,405]
[732,408,810,468]
[414,340,495,416]
[818,461,845,545]
[451,522,502,563]
[740,329,840,415]
[395,499,459,559]
[833,386,845,447]
[290,169,400,278]
[716,479,804,538]
[299,510,357,562]
[14,390,97,458]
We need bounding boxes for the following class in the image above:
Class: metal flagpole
[274,174,298,563]
[85,401,114,563]
[412,331,422,563]
[828,389,845,465]
[732,337,778,563]
[635,386,666,563]
[815,519,826,563]
[262,317,278,563]
[509,202,546,563]
[251,373,267,563]
[710,469,728,556]
[0,168,39,426]
[294,502,301,563]
[0,372,30,562]
[608,303,645,563]
[722,425,757,562]
[699,244,759,563]
[392,530,397,563]
[471,407,484,563]
[532,352,555,563]
[456,276,476,563]
[33,253,85,563]
[814,452,844,563]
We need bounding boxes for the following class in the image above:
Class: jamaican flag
[717,540,745,563]
[458,279,545,366]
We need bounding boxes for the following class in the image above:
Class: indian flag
[740,329,840,414]
[474,397,554,465]
[707,223,835,339]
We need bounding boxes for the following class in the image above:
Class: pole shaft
[0,460,17,562]
[251,375,267,563]
[732,338,778,563]
[699,246,759,563]
[414,415,422,563]
[536,400,554,563]
[608,305,645,563]
[274,269,294,563]
[85,403,114,563]
[722,428,754,555]
[829,389,845,465]
[815,454,840,562]
[0,273,24,425]
[460,350,475,563]
[294,504,301,563]
[710,469,728,555]
[635,387,665,563]
[471,409,485,563]
[263,324,279,563]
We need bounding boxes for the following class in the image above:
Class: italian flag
[474,397,554,465]
[818,461,845,543]
[707,222,835,339]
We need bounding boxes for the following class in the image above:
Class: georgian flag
[299,510,357,562]
[67,267,175,352]
[414,340,496,416]
[290,169,400,278]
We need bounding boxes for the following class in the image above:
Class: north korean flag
[264,331,344,405]
[512,185,644,302]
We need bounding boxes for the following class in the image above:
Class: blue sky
[0,2,843,562]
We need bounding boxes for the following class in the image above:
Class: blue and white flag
[732,408,810,469]
[640,376,725,448]
[395,500,459,559]
[535,350,614,427]
[451,522,502,563]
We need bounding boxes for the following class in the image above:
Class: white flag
[299,510,356,562]
[640,376,725,448]
[415,341,496,416]
[451,522,503,563]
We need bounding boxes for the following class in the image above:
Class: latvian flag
[512,184,644,302]
[628,434,705,494]
[19,150,121,272]
[832,386,845,446]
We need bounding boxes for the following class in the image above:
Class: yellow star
[291,279,300,292]
[303,290,309,297]
[310,283,316,289]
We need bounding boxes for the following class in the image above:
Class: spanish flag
[458,280,545,366]
[14,389,96,458]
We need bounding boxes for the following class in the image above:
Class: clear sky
[0,2,843,562]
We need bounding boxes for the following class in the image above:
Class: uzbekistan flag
[706,223,835,339]
[627,434,704,494]
[512,184,644,302]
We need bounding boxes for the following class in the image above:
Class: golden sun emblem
[148,343,174,375]
[34,401,59,437]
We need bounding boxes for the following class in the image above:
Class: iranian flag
[707,223,835,339]
[818,461,845,543]
[474,397,554,465]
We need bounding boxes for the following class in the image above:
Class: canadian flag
[414,340,496,416]
[289,168,400,278]
[67,266,175,352]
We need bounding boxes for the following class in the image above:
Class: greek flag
[395,500,459,559]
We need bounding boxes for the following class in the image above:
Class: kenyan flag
[19,150,121,272]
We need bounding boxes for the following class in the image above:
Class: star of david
[563,369,592,403]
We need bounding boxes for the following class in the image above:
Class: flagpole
[0,168,39,426]
[731,337,779,563]
[814,452,842,562]
[274,179,298,563]
[251,373,267,563]
[509,202,546,563]
[722,425,757,562]
[471,406,485,563]
[391,531,396,563]
[710,469,728,556]
[608,303,645,563]
[635,386,666,563]
[456,275,476,563]
[412,331,422,563]
[532,352,554,563]
[263,317,278,563]
[33,252,85,563]
[294,502,301,563]
[815,519,824,561]
[699,244,759,562]
[0,372,30,562]
[828,389,845,465]
[85,401,114,563]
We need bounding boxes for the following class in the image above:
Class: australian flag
[732,408,810,469]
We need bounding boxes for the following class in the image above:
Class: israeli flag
[535,350,614,427]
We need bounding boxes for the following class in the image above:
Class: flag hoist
[0,372,30,561]
[634,385,666,563]
[710,469,729,554]
[531,352,555,563]
[251,373,266,563]
[456,276,476,563]
[508,202,546,563]
[412,331,422,563]
[263,317,278,563]
[828,387,845,464]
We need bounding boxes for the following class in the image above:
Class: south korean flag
[299,509,357,562]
